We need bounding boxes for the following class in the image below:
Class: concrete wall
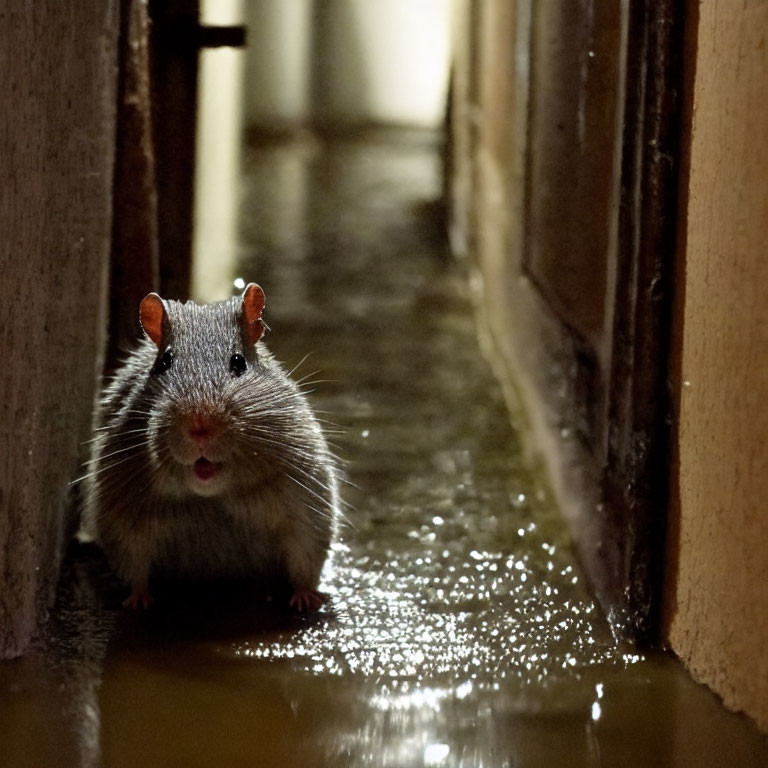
[243,0,452,129]
[665,0,768,733]
[242,0,313,127]
[0,3,118,657]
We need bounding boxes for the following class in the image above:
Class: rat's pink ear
[241,283,267,346]
[139,293,167,348]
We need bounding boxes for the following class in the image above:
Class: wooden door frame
[450,0,690,643]
[601,0,689,640]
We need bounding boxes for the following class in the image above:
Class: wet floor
[2,131,767,767]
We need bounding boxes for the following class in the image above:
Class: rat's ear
[241,283,267,346]
[139,292,168,348]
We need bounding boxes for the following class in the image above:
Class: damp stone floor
[1,130,767,767]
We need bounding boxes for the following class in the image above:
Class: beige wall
[665,0,768,732]
[0,4,118,656]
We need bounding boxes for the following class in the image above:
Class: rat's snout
[163,401,233,473]
[189,415,215,446]
[187,413,223,449]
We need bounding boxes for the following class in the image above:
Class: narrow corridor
[1,131,766,767]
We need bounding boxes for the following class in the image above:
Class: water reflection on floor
[1,131,767,767]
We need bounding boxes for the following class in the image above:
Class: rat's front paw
[123,585,154,609]
[289,588,326,613]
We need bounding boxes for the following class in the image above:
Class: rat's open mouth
[193,457,221,481]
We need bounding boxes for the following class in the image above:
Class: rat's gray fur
[81,292,338,604]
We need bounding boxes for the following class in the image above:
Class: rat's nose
[188,415,218,447]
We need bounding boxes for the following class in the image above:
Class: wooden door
[450,0,686,642]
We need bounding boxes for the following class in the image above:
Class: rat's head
[140,282,282,498]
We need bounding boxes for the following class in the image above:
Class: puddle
[1,130,766,767]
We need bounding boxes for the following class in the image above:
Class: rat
[80,283,338,612]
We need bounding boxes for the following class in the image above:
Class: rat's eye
[153,350,174,375]
[230,353,247,376]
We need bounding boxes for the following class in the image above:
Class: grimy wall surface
[0,4,118,657]
[665,0,768,732]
